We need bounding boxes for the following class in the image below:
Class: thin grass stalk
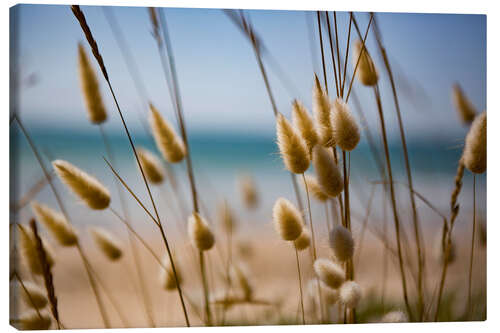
[366,14,425,319]
[71,5,190,326]
[316,11,330,94]
[354,185,376,267]
[324,203,332,232]
[372,84,414,321]
[467,175,477,318]
[98,126,155,327]
[435,162,465,320]
[340,13,353,97]
[301,173,324,323]
[13,115,113,327]
[323,12,339,96]
[294,245,306,324]
[333,12,342,92]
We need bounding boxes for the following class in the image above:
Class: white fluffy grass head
[303,174,329,202]
[238,174,259,210]
[149,103,186,163]
[294,228,311,251]
[52,159,110,210]
[31,201,78,246]
[339,281,362,308]
[312,146,344,197]
[329,225,354,262]
[159,254,182,291]
[272,198,304,241]
[353,40,378,86]
[77,42,107,124]
[18,281,48,309]
[137,147,165,184]
[381,310,408,323]
[230,263,254,301]
[313,258,345,289]
[16,311,52,330]
[313,75,335,147]
[276,113,310,174]
[89,227,123,261]
[331,98,360,151]
[292,99,318,153]
[307,278,339,306]
[188,212,215,251]
[17,224,55,275]
[462,112,486,174]
[452,83,477,125]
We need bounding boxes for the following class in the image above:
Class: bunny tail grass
[17,224,55,275]
[52,159,111,210]
[78,42,107,124]
[31,201,78,246]
[188,212,215,251]
[313,75,335,147]
[149,103,186,163]
[452,83,477,125]
[331,98,360,151]
[352,39,378,86]
[272,198,304,241]
[292,99,319,153]
[137,147,165,184]
[312,146,344,197]
[462,112,486,174]
[314,258,345,289]
[276,113,310,174]
[90,227,123,261]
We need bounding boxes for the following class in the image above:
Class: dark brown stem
[316,11,330,94]
[340,13,353,97]
[333,12,342,93]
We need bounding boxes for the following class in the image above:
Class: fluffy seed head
[188,212,215,251]
[217,201,237,234]
[230,263,254,301]
[31,202,78,246]
[294,228,311,251]
[137,147,165,184]
[331,98,360,151]
[149,104,186,163]
[19,281,48,309]
[77,43,107,124]
[292,99,318,153]
[90,227,123,261]
[329,225,354,262]
[17,311,52,330]
[17,224,55,275]
[313,75,335,147]
[353,40,378,86]
[238,174,259,210]
[313,258,345,289]
[312,146,344,197]
[276,113,310,174]
[303,175,329,202]
[452,83,477,124]
[339,281,362,308]
[307,278,339,305]
[381,310,408,323]
[272,198,304,241]
[159,254,182,291]
[52,160,110,210]
[462,112,486,174]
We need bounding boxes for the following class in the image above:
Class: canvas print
[9,3,486,329]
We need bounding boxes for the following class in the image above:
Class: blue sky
[12,4,486,141]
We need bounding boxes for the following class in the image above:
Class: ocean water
[10,125,486,240]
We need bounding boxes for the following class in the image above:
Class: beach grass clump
[292,99,318,153]
[89,227,123,261]
[276,113,310,174]
[313,258,345,289]
[312,146,343,197]
[188,212,215,251]
[452,83,477,125]
[52,160,111,210]
[313,75,335,147]
[462,111,486,174]
[149,103,186,163]
[329,225,354,262]
[331,98,360,151]
[31,202,78,246]
[136,147,165,184]
[353,40,378,86]
[77,42,107,124]
[272,198,304,241]
[339,281,362,309]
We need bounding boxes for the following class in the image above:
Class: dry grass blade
[29,219,61,329]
